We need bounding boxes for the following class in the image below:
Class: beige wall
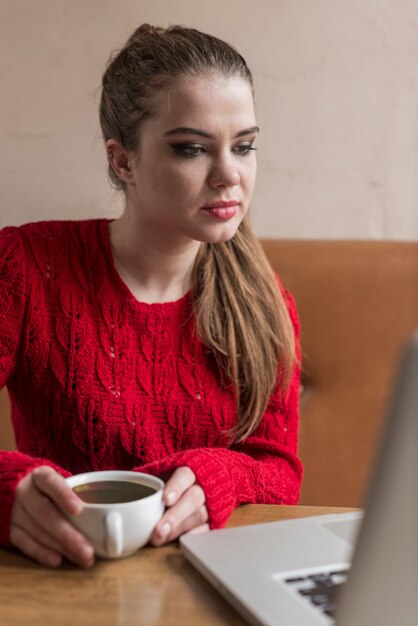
[1,0,417,239]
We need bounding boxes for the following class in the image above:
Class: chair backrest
[261,240,418,507]
[1,240,417,507]
[0,388,14,451]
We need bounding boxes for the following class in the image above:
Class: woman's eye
[233,143,257,155]
[170,142,257,158]
[171,144,205,158]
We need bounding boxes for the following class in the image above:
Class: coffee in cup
[72,480,157,504]
[65,471,165,559]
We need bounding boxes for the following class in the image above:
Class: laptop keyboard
[284,567,349,619]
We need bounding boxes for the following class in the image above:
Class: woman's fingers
[168,505,209,541]
[12,500,66,555]
[30,466,83,515]
[151,503,209,545]
[151,481,208,546]
[9,523,63,568]
[10,467,94,568]
[151,467,209,545]
[184,523,210,536]
[11,499,94,568]
[162,466,196,506]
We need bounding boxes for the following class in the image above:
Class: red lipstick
[201,200,238,221]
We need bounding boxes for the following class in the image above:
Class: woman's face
[124,73,258,245]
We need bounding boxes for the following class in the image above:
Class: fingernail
[47,553,61,568]
[159,522,171,539]
[165,490,176,505]
[80,544,94,561]
[69,497,83,514]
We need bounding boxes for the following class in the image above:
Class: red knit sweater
[0,219,303,547]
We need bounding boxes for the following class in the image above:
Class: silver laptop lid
[336,330,418,625]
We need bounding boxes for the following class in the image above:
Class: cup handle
[105,511,123,558]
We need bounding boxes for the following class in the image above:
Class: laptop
[180,330,418,625]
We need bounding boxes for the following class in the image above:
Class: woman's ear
[106,140,136,186]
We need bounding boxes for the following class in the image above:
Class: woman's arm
[0,228,93,565]
[137,289,303,538]
[0,226,27,390]
[135,363,302,533]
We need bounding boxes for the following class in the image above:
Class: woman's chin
[193,219,243,244]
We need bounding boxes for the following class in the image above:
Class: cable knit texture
[0,219,303,547]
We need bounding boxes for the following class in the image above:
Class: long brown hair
[99,24,297,441]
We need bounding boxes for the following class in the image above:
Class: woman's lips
[201,201,238,221]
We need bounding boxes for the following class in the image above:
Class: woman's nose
[208,158,240,189]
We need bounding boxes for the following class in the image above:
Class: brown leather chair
[262,240,418,507]
[1,240,417,507]
[0,390,13,451]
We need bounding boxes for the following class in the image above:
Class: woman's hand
[150,466,209,546]
[9,466,94,568]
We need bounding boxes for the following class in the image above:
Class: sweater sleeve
[0,227,27,388]
[0,227,70,547]
[135,289,303,529]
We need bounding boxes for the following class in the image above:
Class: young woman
[0,24,303,568]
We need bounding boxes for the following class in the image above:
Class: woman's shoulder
[0,219,108,289]
[3,218,104,243]
[1,218,106,259]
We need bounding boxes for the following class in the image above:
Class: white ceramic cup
[64,470,165,559]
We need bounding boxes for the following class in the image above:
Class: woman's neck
[108,211,201,304]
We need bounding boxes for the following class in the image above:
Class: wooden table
[0,505,354,626]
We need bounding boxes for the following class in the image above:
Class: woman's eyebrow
[163,126,260,139]
[234,126,260,138]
